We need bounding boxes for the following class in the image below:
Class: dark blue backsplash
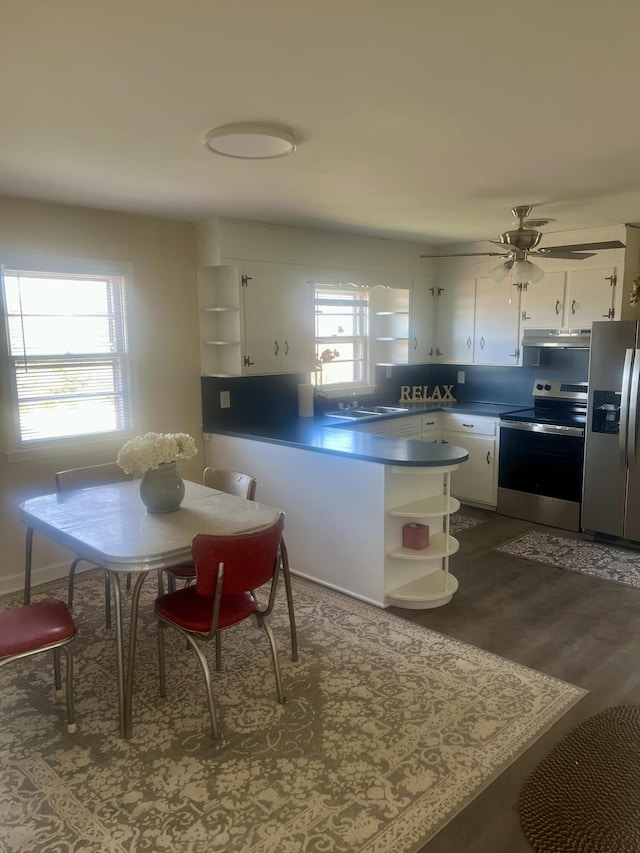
[202,374,307,430]
[201,349,589,429]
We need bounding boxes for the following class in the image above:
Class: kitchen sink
[363,406,409,414]
[325,409,377,419]
[325,405,409,419]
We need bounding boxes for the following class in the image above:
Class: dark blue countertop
[205,401,531,467]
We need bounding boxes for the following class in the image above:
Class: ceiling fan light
[513,259,544,284]
[490,262,510,283]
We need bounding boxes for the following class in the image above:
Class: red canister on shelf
[402,523,430,550]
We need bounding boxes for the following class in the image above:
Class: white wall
[0,196,202,591]
[195,216,438,281]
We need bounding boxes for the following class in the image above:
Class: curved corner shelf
[388,494,460,518]
[386,573,459,609]
[386,532,459,560]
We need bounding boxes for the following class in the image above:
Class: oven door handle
[500,420,585,437]
[628,349,640,471]
[620,348,634,470]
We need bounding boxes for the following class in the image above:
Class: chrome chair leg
[157,621,167,697]
[280,540,298,662]
[215,632,222,672]
[61,645,76,733]
[53,647,62,694]
[257,614,285,704]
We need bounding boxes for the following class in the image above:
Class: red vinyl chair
[0,599,77,733]
[164,467,298,662]
[154,513,286,740]
[164,467,257,592]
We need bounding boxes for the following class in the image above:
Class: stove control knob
[544,384,552,390]
[536,383,544,390]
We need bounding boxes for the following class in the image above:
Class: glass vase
[139,462,185,513]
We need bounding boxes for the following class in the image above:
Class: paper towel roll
[297,383,314,417]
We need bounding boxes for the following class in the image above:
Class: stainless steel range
[497,379,588,531]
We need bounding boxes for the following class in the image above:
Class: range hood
[522,328,591,349]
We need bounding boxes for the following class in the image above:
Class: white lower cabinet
[440,413,498,507]
[385,465,460,608]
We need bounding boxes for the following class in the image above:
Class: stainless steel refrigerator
[582,320,640,541]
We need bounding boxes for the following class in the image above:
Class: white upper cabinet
[410,278,436,363]
[520,267,618,330]
[473,277,521,365]
[565,267,617,325]
[520,271,566,329]
[198,264,314,376]
[436,277,521,366]
[435,278,475,363]
[242,265,315,375]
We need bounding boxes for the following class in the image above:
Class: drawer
[421,415,439,433]
[440,413,497,437]
[392,415,423,438]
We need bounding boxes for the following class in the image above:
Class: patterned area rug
[0,572,585,853]
[449,513,486,534]
[495,531,640,590]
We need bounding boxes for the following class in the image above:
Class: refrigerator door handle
[619,348,634,469]
[628,349,640,471]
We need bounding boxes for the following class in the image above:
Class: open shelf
[386,532,459,560]
[388,495,460,518]
[386,572,459,609]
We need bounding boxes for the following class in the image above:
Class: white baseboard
[0,560,82,597]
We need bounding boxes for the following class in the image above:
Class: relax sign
[399,385,456,403]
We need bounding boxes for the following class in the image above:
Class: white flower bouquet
[116,432,197,474]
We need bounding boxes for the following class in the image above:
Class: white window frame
[312,283,374,396]
[0,254,134,460]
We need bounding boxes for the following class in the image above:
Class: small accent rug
[0,572,585,853]
[495,531,640,590]
[519,705,640,852]
[449,513,486,534]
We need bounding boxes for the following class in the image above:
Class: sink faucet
[347,393,359,410]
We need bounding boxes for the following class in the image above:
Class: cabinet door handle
[466,337,472,349]
[462,423,474,428]
[571,299,577,315]
[428,347,433,356]
[521,311,531,321]
[274,340,279,356]
[413,336,418,350]
[555,299,561,315]
[602,308,615,319]
[486,451,491,464]
[480,336,486,349]
[436,348,443,356]
[284,339,289,355]
[243,355,255,367]
[425,420,435,426]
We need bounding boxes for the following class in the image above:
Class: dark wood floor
[389,508,640,853]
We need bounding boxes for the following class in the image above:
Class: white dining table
[19,479,284,738]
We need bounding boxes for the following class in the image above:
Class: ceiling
[3,0,640,247]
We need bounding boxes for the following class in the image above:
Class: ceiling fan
[420,205,625,283]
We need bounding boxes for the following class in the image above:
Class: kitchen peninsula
[204,410,469,609]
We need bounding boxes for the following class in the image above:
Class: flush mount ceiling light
[203,122,297,159]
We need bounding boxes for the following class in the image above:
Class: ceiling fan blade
[536,240,625,254]
[419,251,508,258]
[531,250,596,260]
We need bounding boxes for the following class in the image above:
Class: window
[1,264,131,448]
[313,284,370,390]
